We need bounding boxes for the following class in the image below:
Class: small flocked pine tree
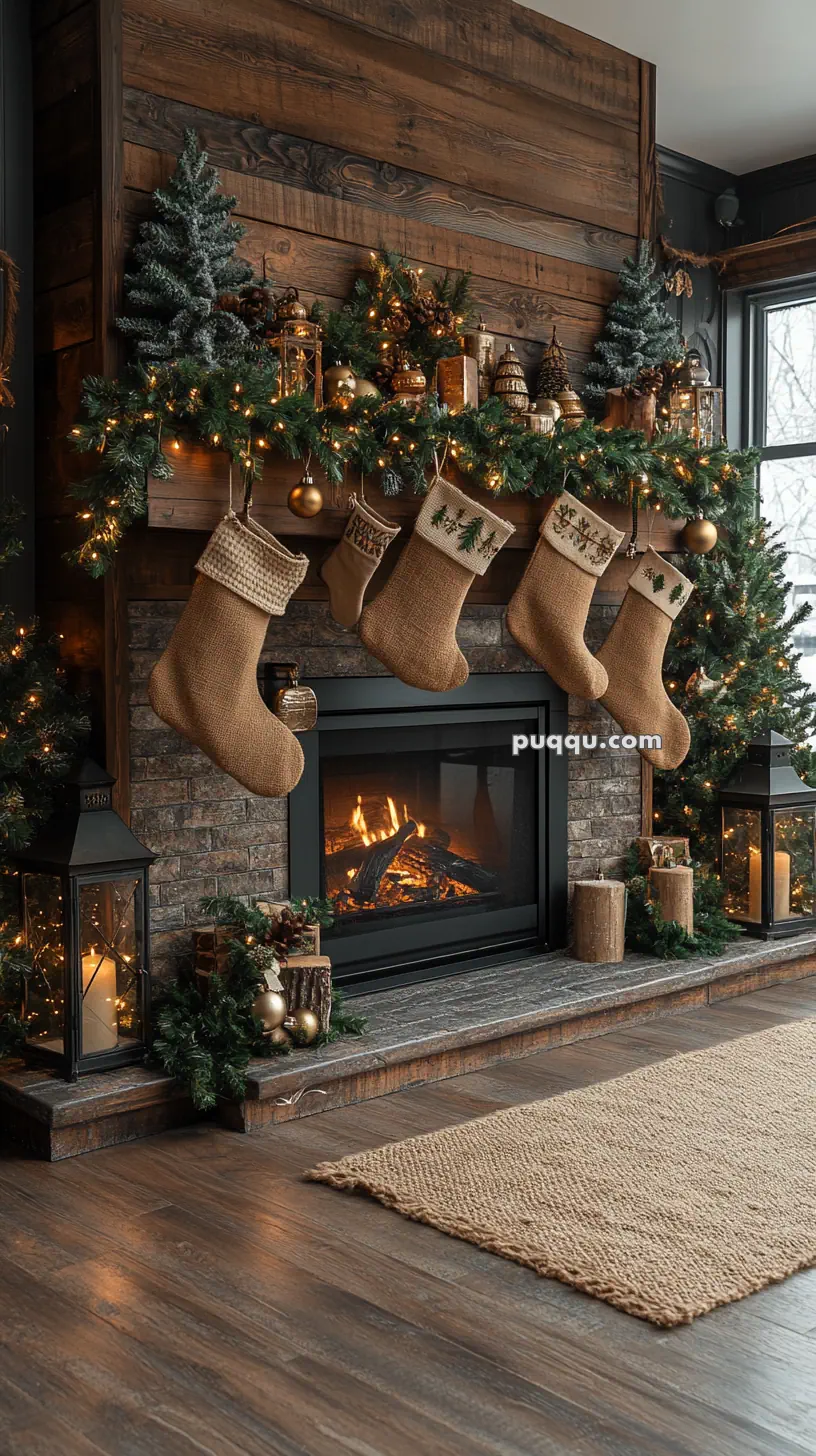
[0,501,88,1054]
[583,240,682,406]
[118,130,254,366]
[535,327,572,401]
[655,495,816,862]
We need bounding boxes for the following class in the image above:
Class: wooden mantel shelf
[147,445,685,555]
[720,228,816,289]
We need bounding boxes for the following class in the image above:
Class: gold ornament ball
[267,1025,292,1049]
[284,1007,320,1045]
[252,988,288,1031]
[682,517,718,554]
[354,377,381,401]
[287,476,324,518]
[323,362,356,405]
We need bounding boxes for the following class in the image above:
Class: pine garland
[69,359,760,575]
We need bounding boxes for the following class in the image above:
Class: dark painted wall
[740,154,816,243]
[657,146,735,388]
[0,0,33,617]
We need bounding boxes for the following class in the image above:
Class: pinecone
[536,326,572,400]
[237,287,271,329]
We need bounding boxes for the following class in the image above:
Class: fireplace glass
[321,720,536,927]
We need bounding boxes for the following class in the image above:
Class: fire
[350,793,425,847]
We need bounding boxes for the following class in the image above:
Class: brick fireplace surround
[129,599,642,982]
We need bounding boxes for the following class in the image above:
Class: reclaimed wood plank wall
[32,0,656,796]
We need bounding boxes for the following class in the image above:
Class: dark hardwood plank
[34,197,94,292]
[33,277,94,353]
[2,980,815,1456]
[121,0,640,231]
[121,89,637,276]
[296,0,641,129]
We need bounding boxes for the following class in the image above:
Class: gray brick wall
[130,599,641,979]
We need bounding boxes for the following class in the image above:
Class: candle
[748,847,761,922]
[81,949,119,1054]
[775,850,791,920]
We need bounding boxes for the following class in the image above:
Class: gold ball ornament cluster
[323,362,356,406]
[287,468,324,518]
[252,987,288,1031]
[682,515,718,554]
[284,1007,320,1045]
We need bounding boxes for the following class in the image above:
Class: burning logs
[403,841,498,894]
[349,820,419,903]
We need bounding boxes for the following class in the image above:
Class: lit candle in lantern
[747,847,791,921]
[81,948,119,1054]
[774,850,791,919]
[748,847,761,922]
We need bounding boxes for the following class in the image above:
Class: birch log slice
[649,866,694,936]
[572,879,626,963]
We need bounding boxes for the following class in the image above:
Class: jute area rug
[308,1020,816,1326]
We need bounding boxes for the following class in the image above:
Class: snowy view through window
[761,300,816,698]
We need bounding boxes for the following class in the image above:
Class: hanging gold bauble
[252,988,288,1031]
[284,1007,320,1045]
[323,362,356,405]
[682,515,718,554]
[391,354,427,406]
[685,666,723,698]
[354,377,381,401]
[288,470,324,518]
[555,388,586,430]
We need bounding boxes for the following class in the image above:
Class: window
[750,285,816,698]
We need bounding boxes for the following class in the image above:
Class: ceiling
[518,0,816,174]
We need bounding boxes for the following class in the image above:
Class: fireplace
[282,674,568,992]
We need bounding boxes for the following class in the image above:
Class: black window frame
[744,279,816,458]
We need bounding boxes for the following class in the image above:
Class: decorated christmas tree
[0,500,88,1055]
[536,327,571,400]
[655,496,816,860]
[118,129,255,366]
[583,240,682,406]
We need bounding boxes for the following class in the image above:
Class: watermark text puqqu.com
[512,733,662,757]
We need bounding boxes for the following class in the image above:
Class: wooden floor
[1,980,815,1456]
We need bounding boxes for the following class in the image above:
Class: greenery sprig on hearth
[623,847,742,959]
[152,894,367,1111]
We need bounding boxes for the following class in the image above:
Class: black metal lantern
[720,730,816,938]
[13,759,154,1080]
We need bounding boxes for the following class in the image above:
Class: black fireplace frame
[284,673,568,993]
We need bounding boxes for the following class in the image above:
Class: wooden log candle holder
[648,865,694,936]
[571,879,626,963]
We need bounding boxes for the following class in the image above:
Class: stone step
[3,934,815,1159]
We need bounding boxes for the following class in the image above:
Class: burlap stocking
[359,477,514,691]
[320,496,400,628]
[596,546,694,770]
[507,491,624,700]
[149,513,309,796]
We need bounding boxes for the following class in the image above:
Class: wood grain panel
[124,142,620,308]
[34,197,94,291]
[294,0,641,128]
[33,87,96,214]
[33,1,95,111]
[121,0,640,231]
[34,277,94,353]
[122,90,637,276]
[720,229,816,288]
